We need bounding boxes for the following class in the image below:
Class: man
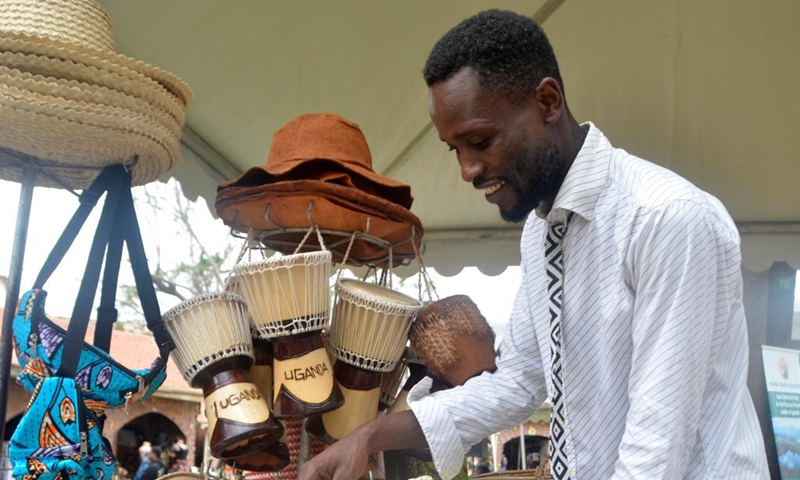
[300,9,769,480]
[138,446,165,480]
[134,441,151,480]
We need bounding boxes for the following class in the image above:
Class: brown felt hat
[215,113,423,267]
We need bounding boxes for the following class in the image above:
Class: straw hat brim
[215,180,424,267]
[0,65,183,136]
[0,82,179,188]
[0,31,192,105]
[0,49,187,119]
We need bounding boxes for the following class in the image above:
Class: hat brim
[0,32,192,105]
[264,156,407,189]
[215,180,423,267]
[223,159,414,210]
[0,49,188,117]
[0,81,179,188]
[0,65,184,136]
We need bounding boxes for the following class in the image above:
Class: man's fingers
[299,457,328,480]
[331,460,358,480]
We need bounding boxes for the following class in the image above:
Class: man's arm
[612,199,741,479]
[302,260,549,480]
[300,410,427,480]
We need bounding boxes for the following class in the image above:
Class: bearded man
[301,10,769,480]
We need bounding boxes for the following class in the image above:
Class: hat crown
[268,113,373,171]
[0,0,115,53]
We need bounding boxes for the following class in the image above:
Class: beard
[498,141,566,223]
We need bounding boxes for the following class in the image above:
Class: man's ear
[535,77,565,125]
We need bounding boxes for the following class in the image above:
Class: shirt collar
[543,122,613,224]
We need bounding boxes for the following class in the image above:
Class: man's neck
[561,119,590,171]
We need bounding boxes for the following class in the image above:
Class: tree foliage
[118,179,235,329]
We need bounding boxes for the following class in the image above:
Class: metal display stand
[0,151,86,466]
[0,161,36,465]
[228,208,428,472]
[227,199,422,270]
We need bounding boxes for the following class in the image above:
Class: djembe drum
[379,351,407,412]
[227,432,291,472]
[244,419,327,480]
[162,292,283,459]
[229,338,292,472]
[409,295,496,387]
[392,295,496,466]
[232,251,343,418]
[309,278,422,443]
[250,338,274,409]
[386,348,425,415]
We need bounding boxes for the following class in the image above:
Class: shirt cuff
[408,377,468,480]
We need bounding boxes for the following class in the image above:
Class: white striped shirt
[408,123,769,480]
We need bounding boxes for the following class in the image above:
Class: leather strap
[58,166,127,378]
[39,165,173,380]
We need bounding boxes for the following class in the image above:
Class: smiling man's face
[429,67,567,221]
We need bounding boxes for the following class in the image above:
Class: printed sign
[763,345,800,480]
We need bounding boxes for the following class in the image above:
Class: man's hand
[300,429,370,480]
[299,411,429,480]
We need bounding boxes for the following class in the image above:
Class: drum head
[337,278,421,307]
[329,279,422,372]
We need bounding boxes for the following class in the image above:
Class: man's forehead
[429,72,511,132]
[430,67,481,103]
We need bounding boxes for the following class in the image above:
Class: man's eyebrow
[440,125,490,143]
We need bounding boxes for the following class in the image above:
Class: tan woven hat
[0,0,192,188]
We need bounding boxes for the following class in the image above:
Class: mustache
[472,175,509,190]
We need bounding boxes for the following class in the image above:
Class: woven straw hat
[0,0,192,188]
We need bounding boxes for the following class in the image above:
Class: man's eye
[470,138,490,149]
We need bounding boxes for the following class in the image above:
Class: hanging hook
[307,199,316,226]
[263,203,281,229]
[122,154,139,173]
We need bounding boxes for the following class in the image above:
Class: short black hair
[151,446,162,457]
[423,10,564,104]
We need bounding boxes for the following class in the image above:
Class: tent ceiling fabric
[100,0,800,274]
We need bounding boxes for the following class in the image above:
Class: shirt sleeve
[612,199,739,479]
[408,264,549,480]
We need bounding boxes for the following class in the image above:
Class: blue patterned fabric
[10,289,167,480]
[12,289,166,410]
[8,377,116,480]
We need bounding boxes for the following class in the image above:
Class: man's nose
[459,155,485,184]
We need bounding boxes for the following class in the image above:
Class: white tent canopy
[98,0,800,274]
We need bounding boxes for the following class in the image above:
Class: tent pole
[298,418,311,467]
[0,162,36,464]
[520,423,527,470]
[490,433,499,472]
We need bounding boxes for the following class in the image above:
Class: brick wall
[4,383,200,471]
